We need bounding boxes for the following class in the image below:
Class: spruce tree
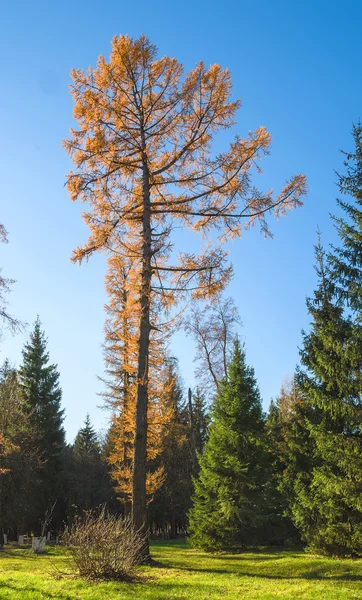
[19,317,65,519]
[190,387,209,456]
[293,239,362,555]
[73,414,99,458]
[330,123,362,312]
[149,361,193,537]
[189,340,267,550]
[70,414,109,512]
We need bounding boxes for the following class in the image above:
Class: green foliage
[191,387,209,456]
[291,236,362,555]
[73,414,99,458]
[18,317,66,526]
[264,383,302,546]
[330,122,362,312]
[150,360,194,537]
[68,415,113,513]
[189,340,268,550]
[0,360,40,533]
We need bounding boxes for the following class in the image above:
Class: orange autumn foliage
[64,34,307,532]
[102,253,174,507]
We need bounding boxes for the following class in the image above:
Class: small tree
[70,415,108,512]
[189,340,267,550]
[185,297,241,396]
[0,224,22,339]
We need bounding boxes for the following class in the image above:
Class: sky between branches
[1,0,361,441]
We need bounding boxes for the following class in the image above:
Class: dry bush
[62,508,146,580]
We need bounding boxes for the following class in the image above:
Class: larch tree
[184,296,241,395]
[103,251,173,515]
[64,34,307,540]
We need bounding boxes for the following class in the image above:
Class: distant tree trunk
[188,388,198,475]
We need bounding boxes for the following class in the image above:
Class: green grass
[0,540,361,599]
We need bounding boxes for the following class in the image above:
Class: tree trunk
[188,388,198,475]
[132,156,152,557]
[122,285,133,519]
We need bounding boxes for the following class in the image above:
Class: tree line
[0,34,360,558]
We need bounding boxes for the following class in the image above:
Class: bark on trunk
[188,388,198,475]
[122,283,132,519]
[132,155,152,558]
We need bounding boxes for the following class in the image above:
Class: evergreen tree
[19,317,66,524]
[265,379,307,545]
[70,414,111,512]
[150,360,193,537]
[293,238,362,555]
[330,123,362,312]
[73,414,99,458]
[0,360,40,535]
[189,340,267,550]
[190,387,209,457]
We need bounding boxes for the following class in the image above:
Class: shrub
[63,508,146,580]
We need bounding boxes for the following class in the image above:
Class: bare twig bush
[62,508,147,580]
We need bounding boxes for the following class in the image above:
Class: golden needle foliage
[64,34,307,531]
[103,253,173,506]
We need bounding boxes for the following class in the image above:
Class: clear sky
[1,0,361,441]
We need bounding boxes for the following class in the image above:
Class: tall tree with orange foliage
[103,251,172,515]
[64,34,307,542]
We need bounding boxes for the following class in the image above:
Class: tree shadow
[148,558,362,582]
[0,580,74,600]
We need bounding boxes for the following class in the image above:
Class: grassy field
[0,539,361,599]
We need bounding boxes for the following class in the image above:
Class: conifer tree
[71,414,109,512]
[191,389,209,455]
[19,317,66,519]
[293,238,362,555]
[65,34,306,539]
[330,123,362,312]
[0,360,40,534]
[73,414,99,458]
[265,378,307,545]
[189,340,267,550]
[150,360,193,537]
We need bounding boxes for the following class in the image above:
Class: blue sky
[1,0,361,441]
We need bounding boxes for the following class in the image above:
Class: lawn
[0,540,361,599]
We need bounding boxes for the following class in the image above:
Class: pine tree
[19,317,66,520]
[293,239,362,555]
[189,340,267,550]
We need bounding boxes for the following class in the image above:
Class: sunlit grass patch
[0,540,360,599]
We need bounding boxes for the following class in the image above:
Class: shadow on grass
[149,558,362,582]
[0,580,74,600]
